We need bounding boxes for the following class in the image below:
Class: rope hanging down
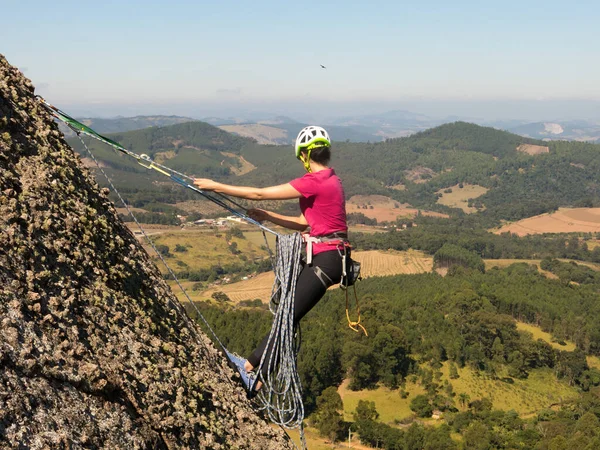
[255,232,305,428]
[76,130,306,448]
[40,97,309,445]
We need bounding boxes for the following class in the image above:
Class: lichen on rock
[0,54,292,449]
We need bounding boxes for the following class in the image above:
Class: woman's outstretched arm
[248,208,308,231]
[193,179,301,201]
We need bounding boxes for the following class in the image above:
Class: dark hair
[305,145,331,165]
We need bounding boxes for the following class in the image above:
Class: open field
[347,195,449,222]
[220,151,256,175]
[338,360,578,425]
[439,364,578,415]
[435,184,488,213]
[585,239,600,250]
[338,378,425,424]
[146,230,267,272]
[196,249,434,304]
[354,249,433,277]
[493,207,600,236]
[514,321,600,372]
[516,144,549,155]
[242,229,279,248]
[287,426,373,450]
[587,356,600,370]
[404,166,438,184]
[516,322,576,352]
[198,272,274,303]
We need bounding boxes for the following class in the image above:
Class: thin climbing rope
[76,132,307,448]
[37,96,277,236]
[77,133,233,359]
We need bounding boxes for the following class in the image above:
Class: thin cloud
[216,87,242,97]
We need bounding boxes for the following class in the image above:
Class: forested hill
[69,119,600,225]
[68,120,258,181]
[237,122,600,222]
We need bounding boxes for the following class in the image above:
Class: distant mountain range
[328,109,444,138]
[505,121,600,142]
[61,112,600,145]
[59,115,196,137]
[203,110,447,144]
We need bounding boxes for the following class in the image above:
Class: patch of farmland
[516,144,549,155]
[197,249,434,304]
[493,208,600,236]
[200,272,275,303]
[347,195,448,222]
[220,151,256,175]
[436,184,488,213]
[353,249,433,277]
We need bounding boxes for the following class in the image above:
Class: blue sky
[2,0,599,120]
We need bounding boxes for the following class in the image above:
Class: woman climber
[193,125,348,388]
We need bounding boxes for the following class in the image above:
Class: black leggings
[247,249,344,369]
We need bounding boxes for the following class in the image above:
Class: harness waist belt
[303,231,348,264]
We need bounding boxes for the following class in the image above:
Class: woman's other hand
[247,208,269,223]
[193,178,219,191]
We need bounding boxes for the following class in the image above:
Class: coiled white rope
[253,232,306,443]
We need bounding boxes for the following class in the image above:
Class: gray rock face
[0,54,291,449]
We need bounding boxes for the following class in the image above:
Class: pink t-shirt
[289,168,347,255]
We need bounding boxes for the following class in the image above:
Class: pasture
[338,361,578,425]
[493,207,600,236]
[196,249,434,304]
[435,184,488,213]
[516,322,576,352]
[347,194,448,222]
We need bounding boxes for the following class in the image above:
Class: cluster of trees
[350,392,600,449]
[197,263,600,414]
[433,243,485,273]
[347,212,378,226]
[352,216,600,263]
[310,370,600,449]
[540,258,600,286]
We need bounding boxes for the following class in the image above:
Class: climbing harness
[303,232,367,336]
[302,231,347,265]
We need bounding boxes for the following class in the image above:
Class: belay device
[340,244,361,288]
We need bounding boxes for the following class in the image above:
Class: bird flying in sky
[320,64,326,69]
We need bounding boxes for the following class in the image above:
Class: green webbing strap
[37,96,278,236]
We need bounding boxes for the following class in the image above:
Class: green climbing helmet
[294,126,331,159]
